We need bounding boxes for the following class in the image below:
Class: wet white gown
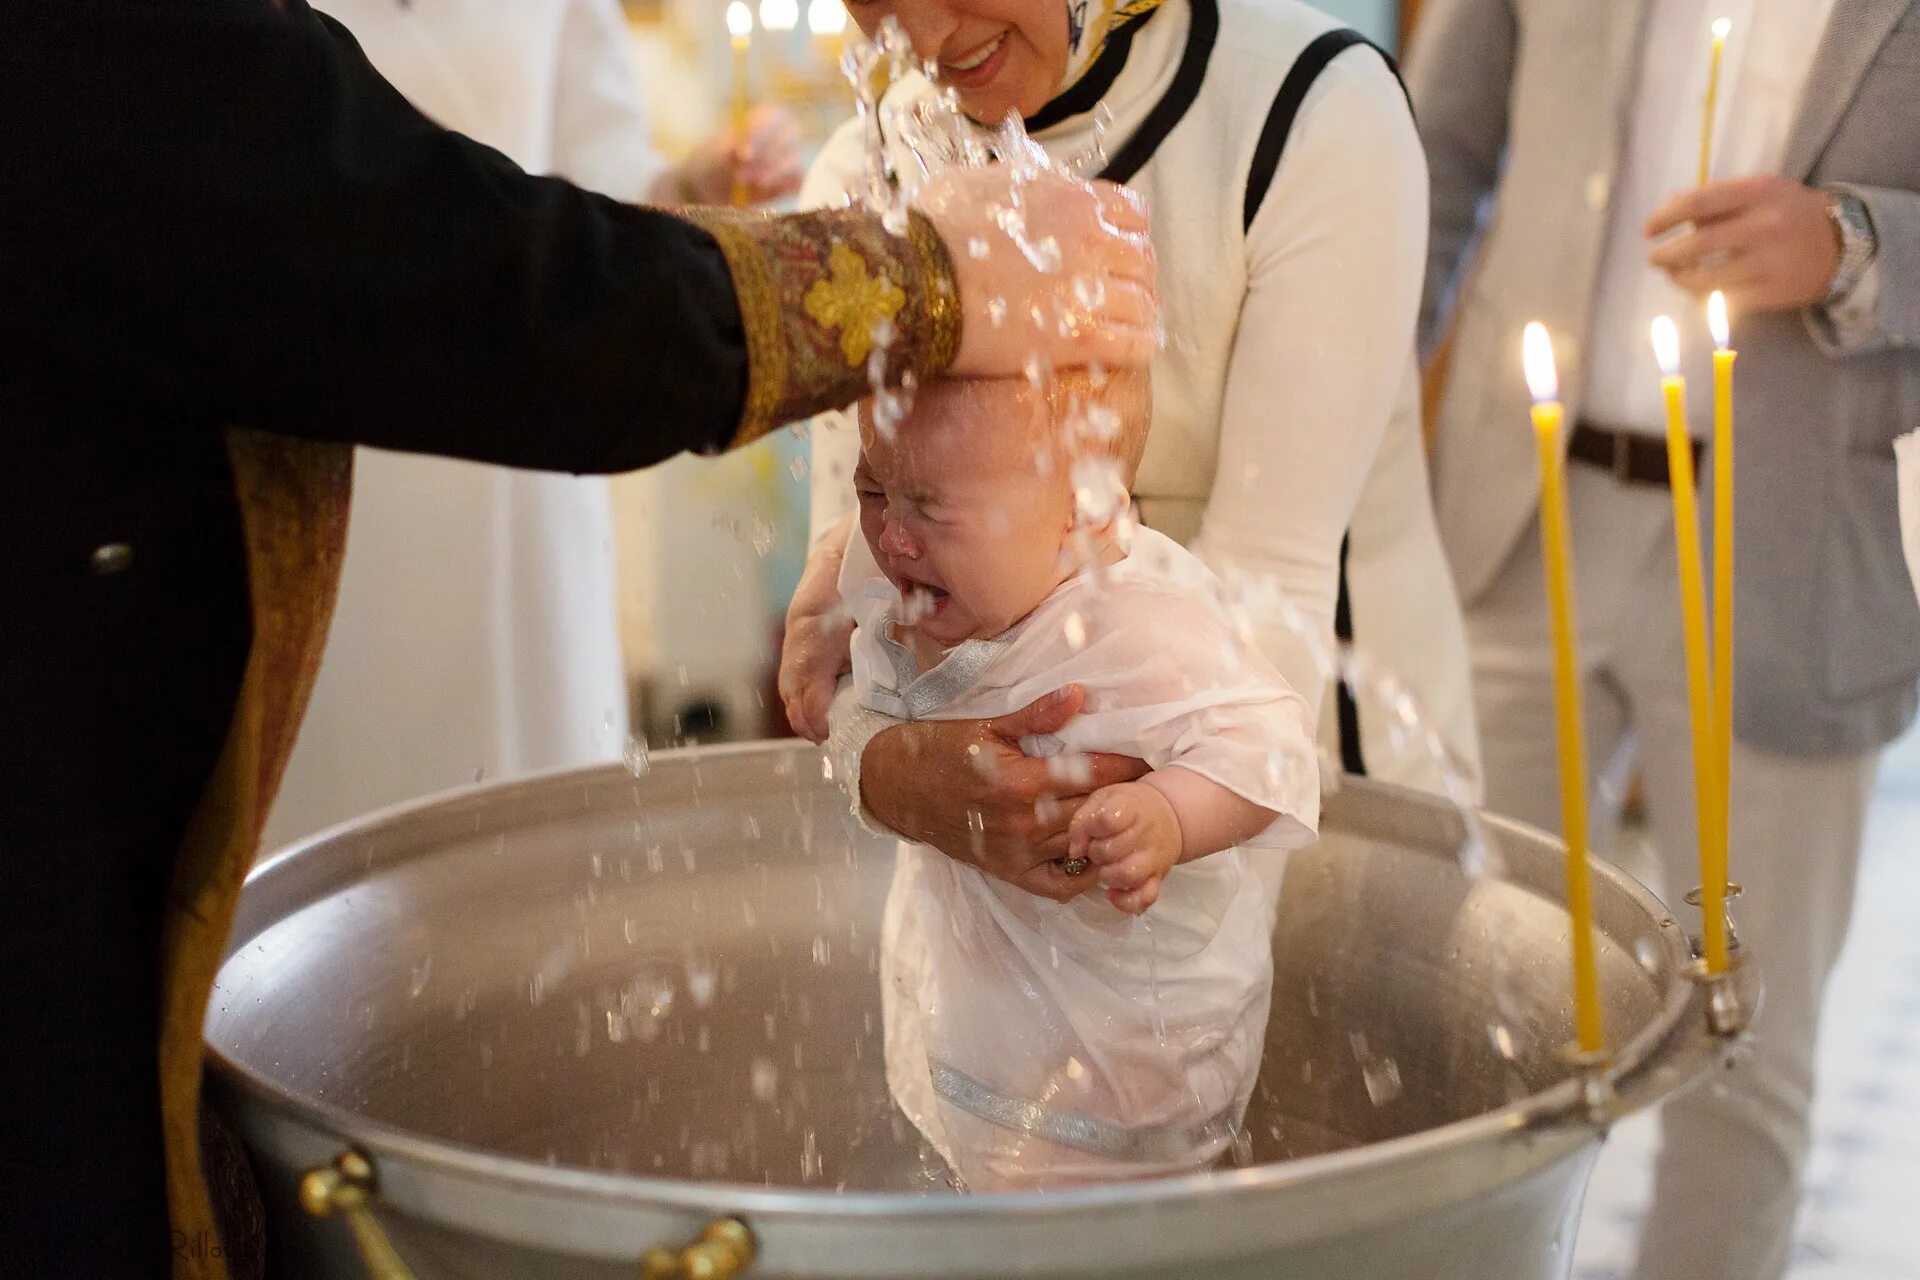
[844,527,1319,1187]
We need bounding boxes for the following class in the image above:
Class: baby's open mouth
[902,582,950,623]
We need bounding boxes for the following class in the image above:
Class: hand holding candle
[1645,177,1844,312]
[1653,315,1729,974]
[1524,322,1607,1057]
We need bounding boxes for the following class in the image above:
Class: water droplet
[752,1058,779,1102]
[1071,273,1106,311]
[1062,612,1086,650]
[1349,1032,1404,1106]
[684,957,718,1008]
[407,956,432,999]
[801,1129,822,1181]
[1044,753,1093,787]
[1229,1128,1254,1167]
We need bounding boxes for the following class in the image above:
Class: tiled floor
[1573,728,1920,1279]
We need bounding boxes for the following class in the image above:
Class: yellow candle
[727,1,755,207]
[1653,316,1728,974]
[1699,17,1730,185]
[1707,292,1735,972]
[1524,323,1607,1055]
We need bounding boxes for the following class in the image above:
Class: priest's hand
[918,168,1159,375]
[1645,176,1841,313]
[779,517,855,743]
[859,686,1149,903]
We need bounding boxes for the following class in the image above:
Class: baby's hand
[1066,781,1182,915]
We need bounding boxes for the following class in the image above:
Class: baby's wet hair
[1040,366,1152,486]
[856,366,1153,488]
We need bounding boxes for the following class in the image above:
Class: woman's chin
[954,72,1053,129]
[956,89,1020,129]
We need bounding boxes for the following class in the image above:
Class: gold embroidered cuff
[678,206,962,449]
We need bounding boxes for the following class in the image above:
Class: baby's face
[855,382,1077,646]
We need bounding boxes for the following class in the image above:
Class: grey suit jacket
[1408,0,1920,755]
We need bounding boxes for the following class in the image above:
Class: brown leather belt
[1567,422,1702,488]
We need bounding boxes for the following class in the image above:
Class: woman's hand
[660,105,805,207]
[917,167,1160,375]
[779,518,855,742]
[860,686,1149,902]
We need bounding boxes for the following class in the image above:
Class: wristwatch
[1824,188,1879,305]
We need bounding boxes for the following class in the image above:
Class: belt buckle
[1611,431,1634,484]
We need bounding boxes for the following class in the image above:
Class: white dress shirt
[1582,0,1842,435]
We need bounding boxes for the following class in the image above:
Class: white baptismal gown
[844,526,1319,1189]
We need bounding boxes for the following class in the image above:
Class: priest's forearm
[0,0,962,475]
[677,207,960,450]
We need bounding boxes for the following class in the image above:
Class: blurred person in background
[1409,1,1920,1275]
[266,0,806,849]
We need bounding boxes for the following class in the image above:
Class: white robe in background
[265,0,657,850]
[847,527,1319,1189]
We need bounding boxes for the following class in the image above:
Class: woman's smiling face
[845,0,1071,125]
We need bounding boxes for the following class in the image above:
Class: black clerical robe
[0,3,955,1276]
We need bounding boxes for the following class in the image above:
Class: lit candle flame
[1523,322,1559,403]
[727,1,754,41]
[760,0,798,33]
[1651,315,1682,378]
[1712,16,1732,40]
[807,0,847,36]
[1707,291,1731,350]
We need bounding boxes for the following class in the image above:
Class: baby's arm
[1066,767,1278,915]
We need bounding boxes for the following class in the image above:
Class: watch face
[1826,194,1876,303]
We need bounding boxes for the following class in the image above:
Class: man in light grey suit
[1407,1,1920,1276]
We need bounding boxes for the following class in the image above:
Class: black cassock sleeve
[1,0,754,474]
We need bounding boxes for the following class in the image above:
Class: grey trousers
[1464,462,1881,1280]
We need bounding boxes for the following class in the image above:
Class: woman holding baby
[778,0,1481,1187]
[783,0,1478,890]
